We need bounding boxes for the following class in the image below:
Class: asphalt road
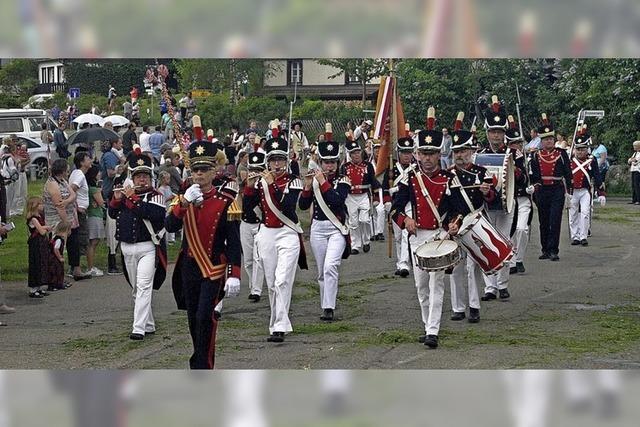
[1,198,639,369]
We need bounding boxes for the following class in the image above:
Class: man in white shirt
[139,125,151,153]
[69,151,93,279]
[353,120,373,143]
[525,129,541,153]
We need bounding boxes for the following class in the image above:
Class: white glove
[373,200,380,207]
[384,201,392,211]
[525,185,536,195]
[564,193,572,208]
[389,186,399,195]
[598,195,606,207]
[224,277,240,298]
[183,184,203,203]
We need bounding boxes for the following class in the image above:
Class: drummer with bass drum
[390,107,464,350]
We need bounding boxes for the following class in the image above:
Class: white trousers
[345,193,371,250]
[393,222,410,271]
[409,228,446,335]
[483,209,514,294]
[105,215,118,254]
[240,221,265,296]
[510,196,532,266]
[121,241,156,335]
[224,370,267,427]
[374,201,386,236]
[449,251,482,313]
[256,226,300,334]
[6,172,27,217]
[310,220,346,310]
[569,188,591,241]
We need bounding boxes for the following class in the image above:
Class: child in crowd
[48,221,72,291]
[26,197,51,298]
[157,171,176,243]
[86,165,105,276]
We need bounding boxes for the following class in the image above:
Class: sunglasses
[192,166,212,173]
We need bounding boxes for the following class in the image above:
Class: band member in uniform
[299,135,351,321]
[244,130,307,343]
[340,140,379,254]
[371,140,387,241]
[240,152,267,302]
[447,113,495,323]
[505,116,532,275]
[165,139,242,369]
[391,107,461,349]
[108,148,167,341]
[568,126,605,246]
[479,96,526,301]
[382,135,416,277]
[529,114,573,261]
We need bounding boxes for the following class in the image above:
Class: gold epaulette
[227,198,242,221]
[168,195,183,215]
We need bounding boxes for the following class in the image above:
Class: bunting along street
[1,198,639,369]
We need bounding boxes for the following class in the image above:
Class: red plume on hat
[491,95,500,113]
[541,113,550,126]
[192,115,204,141]
[426,107,436,130]
[325,123,333,141]
[404,122,410,137]
[453,112,464,132]
[508,115,517,129]
[207,129,214,142]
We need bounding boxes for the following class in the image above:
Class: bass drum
[473,152,516,213]
[413,239,461,272]
[454,210,514,275]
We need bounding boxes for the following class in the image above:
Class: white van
[0,109,58,143]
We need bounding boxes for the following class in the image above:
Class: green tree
[0,59,38,98]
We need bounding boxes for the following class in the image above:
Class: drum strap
[450,171,476,213]
[415,171,442,227]
[312,178,349,235]
[260,177,304,234]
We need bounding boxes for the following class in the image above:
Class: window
[0,118,24,133]
[346,69,361,84]
[287,60,303,85]
[19,137,40,150]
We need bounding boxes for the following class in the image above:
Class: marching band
[104,88,612,368]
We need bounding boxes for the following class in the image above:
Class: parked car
[23,94,55,109]
[0,108,58,143]
[15,135,51,179]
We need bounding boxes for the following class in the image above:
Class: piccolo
[112,185,146,192]
[303,169,328,178]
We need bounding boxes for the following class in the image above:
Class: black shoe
[451,312,466,321]
[107,254,122,275]
[351,249,359,255]
[39,290,49,296]
[377,233,385,241]
[29,291,44,299]
[418,335,427,343]
[399,269,410,278]
[73,273,92,281]
[580,239,588,246]
[539,253,550,260]
[129,333,144,340]
[363,244,370,253]
[320,308,334,321]
[107,267,122,275]
[47,286,60,292]
[550,253,560,261]
[468,308,480,323]
[394,269,402,276]
[499,289,510,299]
[481,292,497,301]
[372,234,379,241]
[509,266,518,275]
[267,332,285,343]
[248,294,261,302]
[214,310,221,321]
[516,262,525,273]
[571,239,580,246]
[424,335,439,349]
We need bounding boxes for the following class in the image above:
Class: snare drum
[454,211,514,275]
[413,240,461,272]
[473,152,515,213]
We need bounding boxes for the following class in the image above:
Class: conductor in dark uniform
[166,139,242,369]
[529,114,572,261]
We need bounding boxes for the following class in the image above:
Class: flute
[112,185,145,192]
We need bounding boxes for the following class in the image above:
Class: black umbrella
[67,127,120,145]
